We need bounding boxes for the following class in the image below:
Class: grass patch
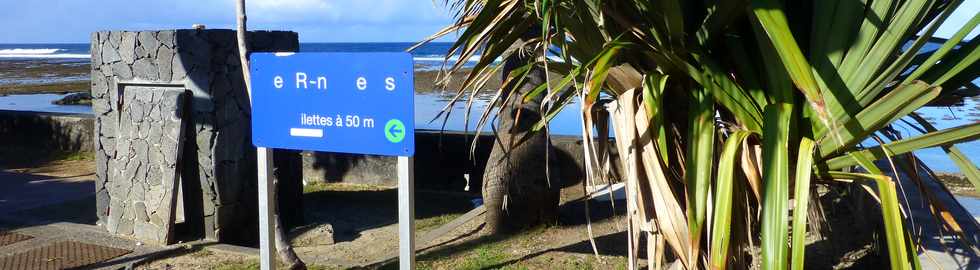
[214,260,259,270]
[303,182,388,194]
[416,213,463,232]
[456,242,510,270]
[57,150,94,161]
[190,250,214,258]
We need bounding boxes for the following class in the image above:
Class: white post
[258,147,277,270]
[398,156,415,269]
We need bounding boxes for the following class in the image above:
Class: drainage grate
[0,240,131,270]
[0,231,32,247]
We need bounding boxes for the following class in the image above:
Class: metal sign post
[257,148,277,270]
[398,156,415,269]
[250,52,416,269]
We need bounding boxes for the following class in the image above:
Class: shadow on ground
[368,192,631,269]
[0,170,97,229]
[300,187,478,243]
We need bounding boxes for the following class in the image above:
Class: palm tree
[420,0,979,269]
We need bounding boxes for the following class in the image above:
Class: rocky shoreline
[0,59,90,95]
[936,172,979,197]
[0,60,513,115]
[0,58,502,97]
[51,92,92,105]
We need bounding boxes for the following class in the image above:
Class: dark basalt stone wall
[91,29,298,244]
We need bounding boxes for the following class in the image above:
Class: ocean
[0,42,474,69]
[0,42,976,173]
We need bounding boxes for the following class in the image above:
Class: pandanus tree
[478,27,562,234]
[420,0,979,269]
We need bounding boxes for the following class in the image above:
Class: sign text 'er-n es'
[250,52,415,156]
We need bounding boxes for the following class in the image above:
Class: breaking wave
[0,48,89,59]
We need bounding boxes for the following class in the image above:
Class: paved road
[0,171,94,215]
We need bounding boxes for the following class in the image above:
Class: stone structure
[90,29,298,244]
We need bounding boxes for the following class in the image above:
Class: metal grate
[0,231,32,247]
[0,240,131,270]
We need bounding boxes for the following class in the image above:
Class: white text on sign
[273,73,398,91]
[300,113,376,128]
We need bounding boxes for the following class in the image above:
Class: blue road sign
[250,52,414,156]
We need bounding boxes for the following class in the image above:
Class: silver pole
[257,148,277,270]
[398,156,415,269]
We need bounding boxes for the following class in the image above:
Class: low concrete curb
[0,110,94,153]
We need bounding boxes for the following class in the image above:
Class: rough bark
[482,31,560,234]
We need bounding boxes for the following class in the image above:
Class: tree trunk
[235,1,305,268]
[273,150,306,269]
[482,30,560,234]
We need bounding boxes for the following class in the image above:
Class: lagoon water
[897,96,980,173]
[0,91,585,135]
[0,93,92,114]
[956,196,980,222]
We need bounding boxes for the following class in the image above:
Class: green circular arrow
[384,119,406,143]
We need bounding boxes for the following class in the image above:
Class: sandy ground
[3,151,978,269]
[2,150,976,269]
[136,249,262,270]
[3,158,94,178]
[134,182,633,270]
[291,182,631,269]
[0,153,96,217]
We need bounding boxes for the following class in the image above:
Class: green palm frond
[419,0,980,268]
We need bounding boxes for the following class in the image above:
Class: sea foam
[412,55,484,63]
[0,48,89,59]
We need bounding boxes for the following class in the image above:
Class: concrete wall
[0,110,617,195]
[0,110,94,153]
[304,130,617,192]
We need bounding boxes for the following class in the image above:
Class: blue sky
[0,0,975,43]
[0,0,457,43]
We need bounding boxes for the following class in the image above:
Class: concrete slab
[0,221,172,270]
[0,170,175,269]
[887,160,980,269]
[0,240,131,270]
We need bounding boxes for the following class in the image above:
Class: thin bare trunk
[236,0,251,102]
[273,181,305,269]
[236,1,305,269]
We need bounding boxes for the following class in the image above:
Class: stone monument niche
[90,29,303,246]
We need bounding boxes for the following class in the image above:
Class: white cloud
[247,0,449,25]
[934,1,979,39]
